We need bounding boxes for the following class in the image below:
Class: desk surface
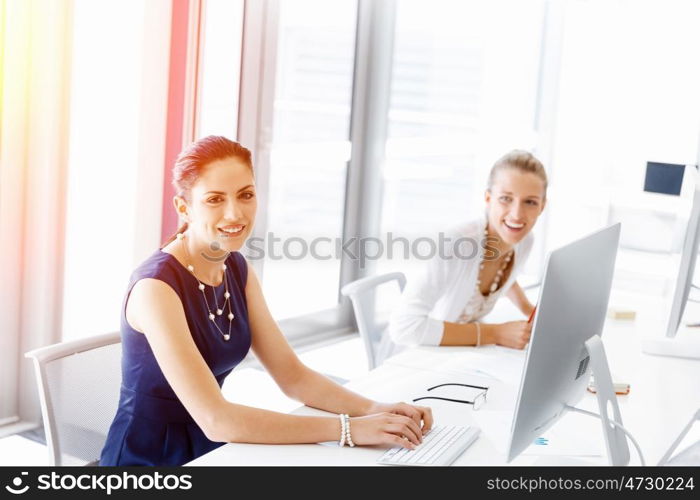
[188,293,700,466]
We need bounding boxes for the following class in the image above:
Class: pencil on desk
[528,305,537,323]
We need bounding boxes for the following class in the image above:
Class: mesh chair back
[26,333,122,465]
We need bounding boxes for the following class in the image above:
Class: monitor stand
[658,408,700,465]
[642,332,700,360]
[584,335,631,466]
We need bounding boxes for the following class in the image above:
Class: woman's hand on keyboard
[367,401,433,433]
[350,413,425,449]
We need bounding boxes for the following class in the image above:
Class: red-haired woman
[100,136,432,466]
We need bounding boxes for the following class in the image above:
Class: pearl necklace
[477,225,513,296]
[177,233,234,341]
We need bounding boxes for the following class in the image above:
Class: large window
[259,0,358,320]
[377,0,546,281]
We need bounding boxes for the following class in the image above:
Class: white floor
[0,336,369,466]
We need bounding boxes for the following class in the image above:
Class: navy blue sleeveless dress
[99,249,251,466]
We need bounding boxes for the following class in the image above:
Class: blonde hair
[487,150,547,197]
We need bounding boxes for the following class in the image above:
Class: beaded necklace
[457,224,514,324]
[476,224,513,297]
[177,233,235,341]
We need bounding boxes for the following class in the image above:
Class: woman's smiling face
[485,168,546,246]
[176,156,257,253]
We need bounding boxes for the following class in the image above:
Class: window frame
[233,0,400,343]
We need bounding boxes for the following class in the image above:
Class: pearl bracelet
[344,414,355,447]
[338,413,346,447]
[338,413,354,447]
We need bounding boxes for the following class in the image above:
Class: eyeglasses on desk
[412,382,489,410]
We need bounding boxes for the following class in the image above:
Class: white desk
[188,293,700,466]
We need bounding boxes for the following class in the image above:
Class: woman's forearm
[209,402,340,444]
[506,281,534,316]
[285,367,376,416]
[440,321,495,346]
[209,367,379,443]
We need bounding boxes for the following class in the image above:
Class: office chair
[25,332,122,466]
[341,272,406,370]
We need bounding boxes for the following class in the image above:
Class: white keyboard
[377,425,480,466]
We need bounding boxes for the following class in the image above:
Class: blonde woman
[389,150,547,350]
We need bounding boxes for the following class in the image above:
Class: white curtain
[0,0,73,433]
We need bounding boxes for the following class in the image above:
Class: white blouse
[388,216,533,346]
[455,284,503,324]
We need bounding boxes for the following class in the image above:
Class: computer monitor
[666,171,700,338]
[507,223,625,463]
[642,165,700,359]
[644,161,686,196]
